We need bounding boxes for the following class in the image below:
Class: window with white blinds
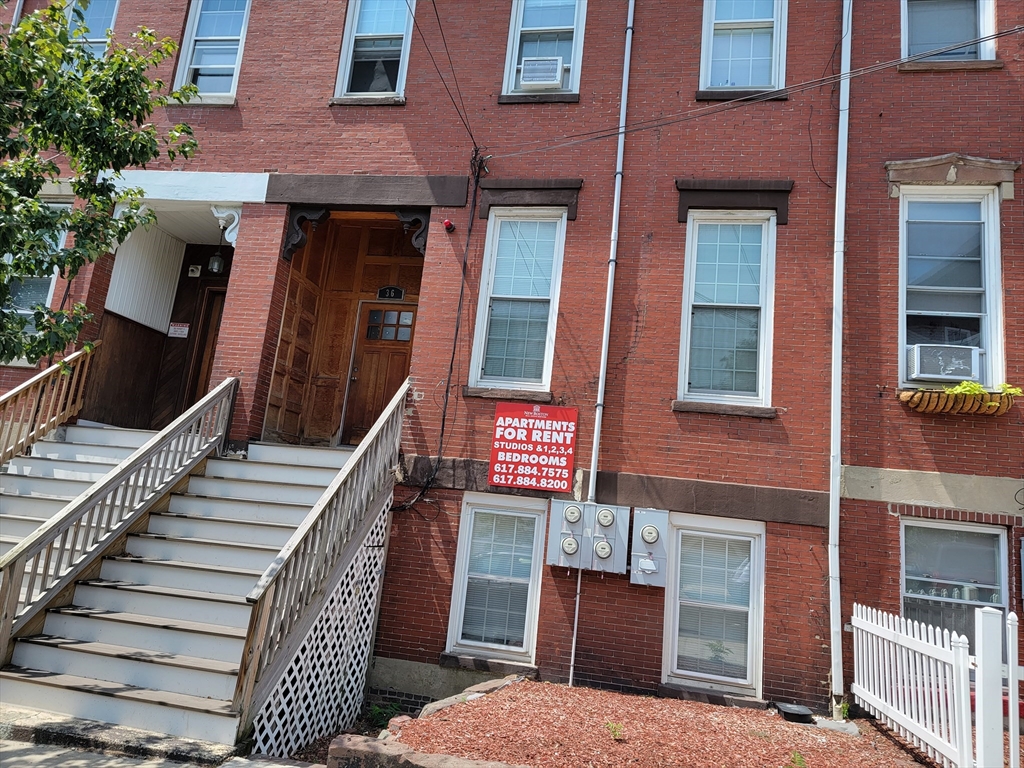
[448,494,546,662]
[470,208,566,391]
[902,0,995,61]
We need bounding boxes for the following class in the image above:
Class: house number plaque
[377,286,405,301]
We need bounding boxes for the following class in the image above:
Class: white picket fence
[852,603,1021,768]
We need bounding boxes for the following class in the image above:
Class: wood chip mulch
[395,679,923,768]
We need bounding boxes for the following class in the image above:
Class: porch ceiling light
[209,222,227,274]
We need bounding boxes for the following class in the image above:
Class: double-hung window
[902,520,1006,653]
[469,207,566,392]
[902,0,995,61]
[5,220,66,343]
[502,0,587,95]
[664,514,764,696]
[678,210,776,407]
[700,0,788,91]
[447,493,546,663]
[336,0,415,98]
[68,0,119,58]
[899,188,1003,387]
[176,0,252,99]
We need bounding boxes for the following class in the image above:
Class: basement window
[336,0,416,99]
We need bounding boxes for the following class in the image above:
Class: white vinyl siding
[336,0,416,97]
[447,494,546,663]
[901,520,1006,653]
[898,187,1003,388]
[470,208,566,391]
[176,0,251,98]
[700,0,788,90]
[502,0,588,94]
[106,225,186,333]
[678,210,775,407]
[902,0,995,60]
[69,0,119,57]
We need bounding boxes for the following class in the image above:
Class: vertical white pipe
[569,0,636,689]
[10,0,26,25]
[828,0,854,719]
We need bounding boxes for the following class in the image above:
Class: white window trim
[67,0,121,54]
[897,186,1004,389]
[699,0,788,91]
[900,0,996,61]
[677,209,776,407]
[662,512,765,698]
[335,0,416,99]
[468,206,567,392]
[501,0,588,95]
[900,518,1008,618]
[174,0,252,104]
[446,492,547,664]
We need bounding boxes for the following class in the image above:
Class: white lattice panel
[252,502,391,757]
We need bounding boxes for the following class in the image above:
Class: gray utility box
[630,508,670,587]
[547,500,630,574]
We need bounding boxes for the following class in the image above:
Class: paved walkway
[0,740,324,768]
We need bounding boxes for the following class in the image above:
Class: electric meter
[563,505,582,524]
[596,508,615,527]
[640,525,660,545]
[561,537,579,556]
[594,540,613,559]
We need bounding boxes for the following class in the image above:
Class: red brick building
[3,0,1020,716]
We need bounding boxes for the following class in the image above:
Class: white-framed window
[901,519,1007,653]
[469,207,567,392]
[902,0,996,61]
[663,513,764,697]
[898,187,1004,388]
[678,210,776,407]
[4,221,66,368]
[446,493,547,663]
[175,0,252,100]
[502,0,587,95]
[335,0,416,98]
[68,0,120,58]
[699,0,788,91]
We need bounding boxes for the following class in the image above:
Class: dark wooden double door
[265,213,422,446]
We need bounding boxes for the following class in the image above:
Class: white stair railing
[235,378,409,741]
[0,377,238,659]
[0,342,101,465]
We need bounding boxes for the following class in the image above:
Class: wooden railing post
[0,556,27,666]
[233,583,275,735]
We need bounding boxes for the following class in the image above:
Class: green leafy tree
[1,0,197,364]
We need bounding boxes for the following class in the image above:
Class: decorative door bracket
[282,207,329,261]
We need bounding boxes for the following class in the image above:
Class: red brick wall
[842,1,1024,478]
[208,203,290,441]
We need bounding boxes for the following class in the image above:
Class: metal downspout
[829,0,854,719]
[568,0,636,688]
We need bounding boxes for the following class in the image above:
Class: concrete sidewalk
[0,740,325,768]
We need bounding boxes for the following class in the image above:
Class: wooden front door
[341,303,416,444]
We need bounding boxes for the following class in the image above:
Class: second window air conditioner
[907,344,981,382]
[520,56,563,89]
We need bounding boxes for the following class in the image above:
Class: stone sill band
[439,653,539,678]
[329,95,406,106]
[897,60,1004,72]
[463,386,553,403]
[498,93,580,104]
[695,89,789,101]
[672,400,778,419]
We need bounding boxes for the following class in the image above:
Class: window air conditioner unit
[907,344,981,382]
[520,56,563,89]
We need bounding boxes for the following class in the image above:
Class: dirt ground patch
[392,679,921,768]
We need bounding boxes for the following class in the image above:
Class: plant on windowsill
[897,381,1021,416]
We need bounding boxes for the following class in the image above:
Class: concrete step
[167,494,311,525]
[205,458,339,486]
[12,636,239,700]
[0,492,68,519]
[100,556,261,597]
[148,512,296,548]
[0,474,92,498]
[247,441,354,469]
[4,455,117,481]
[124,534,279,572]
[31,441,136,464]
[64,425,156,448]
[185,476,325,505]
[43,607,245,664]
[0,667,239,744]
[73,580,252,629]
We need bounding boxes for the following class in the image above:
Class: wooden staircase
[0,441,354,745]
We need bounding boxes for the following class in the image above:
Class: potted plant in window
[897,381,1021,416]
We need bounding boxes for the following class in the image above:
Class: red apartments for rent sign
[489,402,578,493]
